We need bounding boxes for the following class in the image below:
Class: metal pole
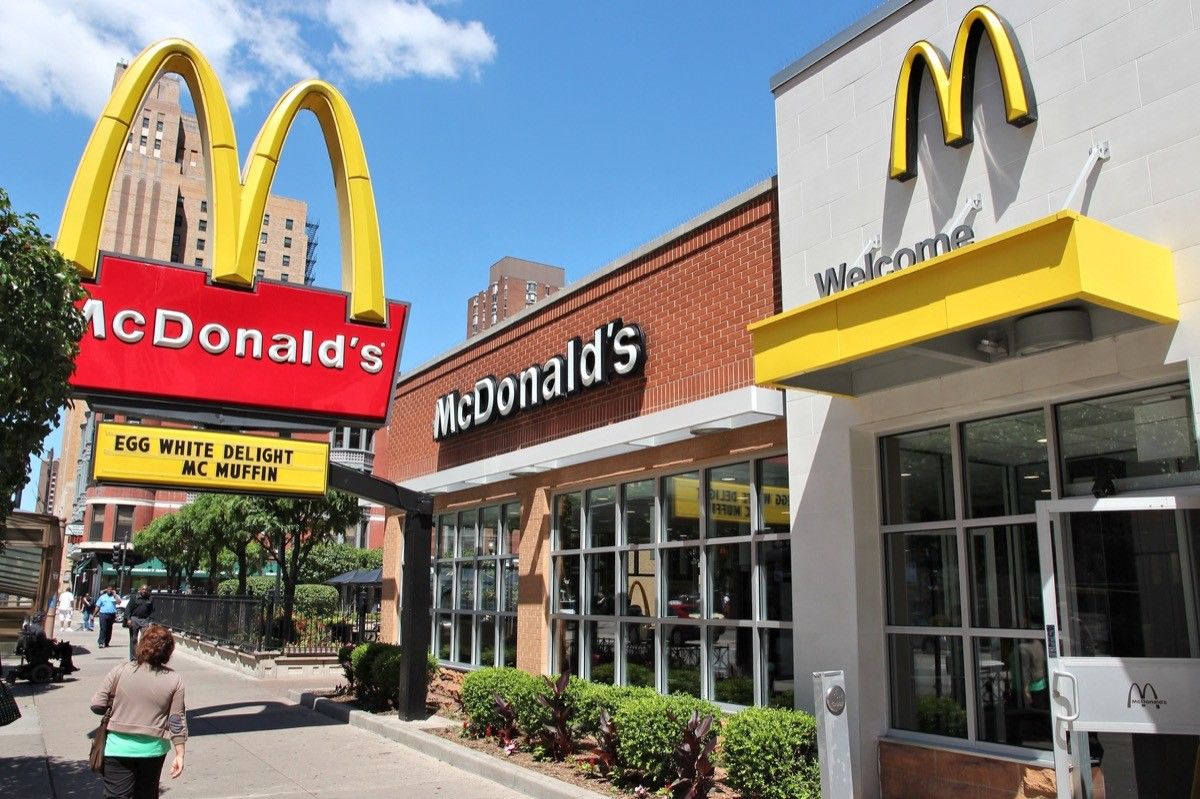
[813,670,854,799]
[397,507,433,720]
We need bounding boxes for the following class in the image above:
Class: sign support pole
[327,463,433,720]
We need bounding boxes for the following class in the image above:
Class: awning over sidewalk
[749,211,1178,396]
[326,568,382,585]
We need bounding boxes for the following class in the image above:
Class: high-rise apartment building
[33,451,58,515]
[466,257,564,338]
[53,67,315,553]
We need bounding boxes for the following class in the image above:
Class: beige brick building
[466,256,564,338]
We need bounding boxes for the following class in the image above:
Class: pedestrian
[57,583,75,634]
[96,587,119,648]
[90,624,187,798]
[82,593,96,632]
[125,585,154,662]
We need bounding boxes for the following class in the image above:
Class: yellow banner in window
[667,475,789,528]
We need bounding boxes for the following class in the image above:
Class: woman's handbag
[0,680,21,727]
[89,665,125,774]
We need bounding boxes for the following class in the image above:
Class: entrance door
[1037,495,1200,798]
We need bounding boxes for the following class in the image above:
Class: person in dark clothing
[125,585,155,662]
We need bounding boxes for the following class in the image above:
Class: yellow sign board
[93,422,329,496]
[668,475,789,527]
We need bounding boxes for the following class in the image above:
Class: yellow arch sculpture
[889,5,1036,182]
[57,38,387,323]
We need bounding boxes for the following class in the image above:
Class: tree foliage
[299,540,382,584]
[133,513,203,590]
[0,187,85,524]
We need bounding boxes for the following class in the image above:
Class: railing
[153,594,376,655]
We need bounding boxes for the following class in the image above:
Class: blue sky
[5,0,881,509]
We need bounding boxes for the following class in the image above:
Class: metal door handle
[1052,670,1079,722]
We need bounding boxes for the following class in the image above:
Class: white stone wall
[774,1,1200,794]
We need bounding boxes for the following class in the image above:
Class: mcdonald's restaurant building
[380,1,1200,796]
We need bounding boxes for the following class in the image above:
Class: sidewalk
[1,624,529,799]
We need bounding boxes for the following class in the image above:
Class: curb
[287,690,610,799]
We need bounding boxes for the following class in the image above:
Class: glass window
[156,120,163,132]
[758,456,789,533]
[280,273,289,283]
[438,516,455,558]
[973,637,1051,750]
[501,560,518,612]
[255,268,264,279]
[435,615,451,661]
[478,560,497,611]
[88,505,107,541]
[889,634,967,738]
[968,524,1042,629]
[664,547,700,619]
[587,486,616,547]
[554,555,580,613]
[759,540,792,621]
[197,219,207,232]
[708,542,752,620]
[282,255,290,267]
[114,505,135,541]
[587,620,617,683]
[1057,383,1199,495]
[765,628,795,708]
[963,411,1049,517]
[885,531,961,626]
[199,200,207,213]
[478,616,496,667]
[622,548,656,617]
[664,472,700,541]
[708,462,752,537]
[458,509,477,557]
[881,427,954,524]
[479,506,499,555]
[454,615,473,664]
[623,622,655,686]
[664,624,701,696]
[263,214,270,226]
[260,231,268,243]
[711,625,753,705]
[256,250,266,263]
[502,616,517,667]
[196,238,205,251]
[623,480,654,544]
[194,258,203,268]
[585,553,615,615]
[283,236,292,248]
[435,566,452,608]
[456,564,475,610]
[553,618,579,675]
[555,492,581,549]
[504,503,521,554]
[285,217,294,230]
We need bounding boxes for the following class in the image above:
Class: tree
[133,514,202,591]
[247,490,364,636]
[0,187,86,524]
[299,540,365,584]
[186,493,263,594]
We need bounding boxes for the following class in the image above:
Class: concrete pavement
[1,623,530,799]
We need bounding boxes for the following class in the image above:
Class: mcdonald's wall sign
[59,39,408,426]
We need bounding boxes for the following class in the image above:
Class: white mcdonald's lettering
[432,320,646,441]
[82,298,384,374]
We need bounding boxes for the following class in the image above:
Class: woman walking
[90,624,187,798]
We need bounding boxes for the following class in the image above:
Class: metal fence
[152,594,374,655]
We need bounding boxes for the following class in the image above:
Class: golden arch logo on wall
[61,38,408,426]
[889,5,1036,182]
[58,38,385,323]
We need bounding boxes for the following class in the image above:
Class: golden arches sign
[57,38,386,323]
[889,5,1036,182]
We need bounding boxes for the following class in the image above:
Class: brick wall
[381,185,780,483]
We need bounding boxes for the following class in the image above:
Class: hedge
[350,642,438,709]
[721,706,820,799]
[570,679,657,735]
[461,667,553,736]
[215,578,338,617]
[613,693,721,786]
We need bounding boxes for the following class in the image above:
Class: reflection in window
[588,487,616,547]
[456,564,475,610]
[504,504,521,554]
[502,616,517,667]
[759,540,792,621]
[586,553,616,615]
[889,634,967,738]
[758,456,790,533]
[1057,383,1199,495]
[974,637,1051,750]
[502,560,519,612]
[623,548,656,617]
[555,556,580,613]
[968,524,1041,629]
[455,615,473,664]
[435,566,452,608]
[588,618,617,683]
[478,560,498,611]
[480,506,499,555]
[458,509,478,557]
[479,616,496,667]
[766,629,795,708]
[962,411,1050,517]
[711,625,753,705]
[623,622,655,686]
[664,472,701,541]
[664,547,700,619]
[665,624,701,697]
[554,619,580,675]
[436,615,451,660]
[556,492,581,549]
[708,542,752,620]
[885,531,961,626]
[623,480,655,544]
[881,428,954,524]
[708,462,751,537]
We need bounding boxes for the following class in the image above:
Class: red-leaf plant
[668,711,718,799]
[492,692,520,748]
[534,672,575,761]
[595,708,620,776]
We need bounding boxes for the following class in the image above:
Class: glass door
[1037,495,1200,798]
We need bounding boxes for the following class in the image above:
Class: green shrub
[371,648,404,710]
[916,695,967,737]
[570,679,657,735]
[613,693,720,787]
[351,642,392,701]
[293,584,338,617]
[714,676,755,705]
[461,667,540,735]
[588,662,654,688]
[216,575,276,597]
[337,644,355,686]
[721,707,820,799]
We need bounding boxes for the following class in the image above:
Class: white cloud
[0,0,496,117]
[326,0,496,82]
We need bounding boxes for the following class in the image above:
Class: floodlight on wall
[1014,309,1091,356]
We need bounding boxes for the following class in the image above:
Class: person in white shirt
[57,586,75,633]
